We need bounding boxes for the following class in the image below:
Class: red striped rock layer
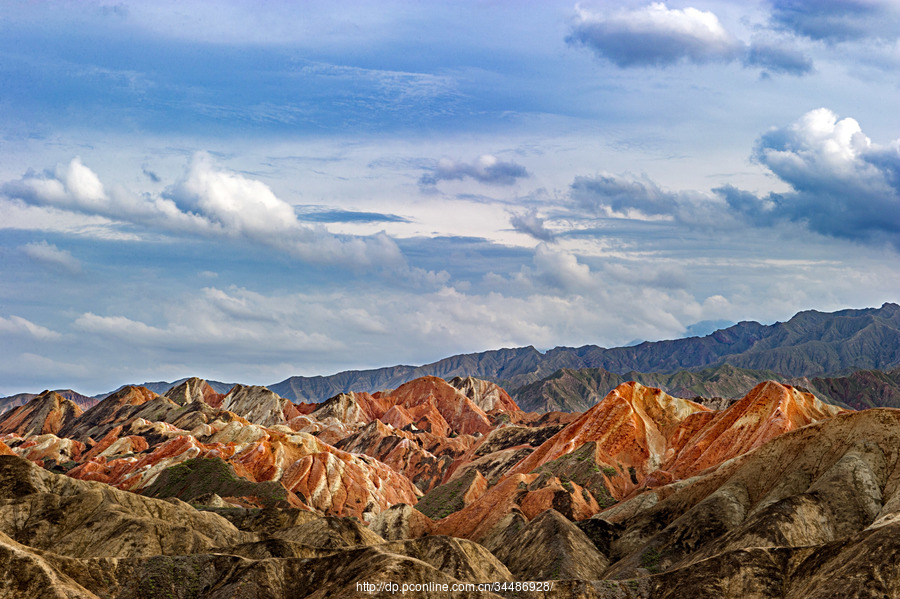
[433,380,845,541]
[0,391,83,437]
[508,381,843,498]
[335,419,478,492]
[64,419,419,520]
[432,472,599,542]
[309,376,521,439]
[60,386,159,441]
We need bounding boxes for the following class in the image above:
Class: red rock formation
[335,420,452,492]
[518,477,598,521]
[431,473,535,541]
[311,391,395,425]
[388,377,494,436]
[662,380,846,479]
[60,386,158,441]
[507,382,711,496]
[13,434,86,464]
[430,469,599,542]
[79,426,149,462]
[64,417,420,519]
[0,391,83,437]
[0,440,14,456]
[296,377,519,443]
[448,376,521,415]
[432,380,846,536]
[220,385,291,427]
[462,470,488,505]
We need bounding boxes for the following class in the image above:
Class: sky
[1,0,899,395]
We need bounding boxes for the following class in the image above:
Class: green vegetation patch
[640,546,663,573]
[530,442,617,508]
[142,457,290,508]
[414,468,480,520]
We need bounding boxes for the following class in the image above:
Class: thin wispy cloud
[770,0,900,43]
[0,315,62,341]
[20,241,82,274]
[744,40,813,76]
[420,155,529,187]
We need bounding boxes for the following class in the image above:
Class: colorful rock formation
[0,390,83,436]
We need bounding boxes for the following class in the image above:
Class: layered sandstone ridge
[3,371,881,598]
[0,391,83,437]
[512,381,842,496]
[0,452,512,599]
[428,381,844,543]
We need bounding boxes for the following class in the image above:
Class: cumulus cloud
[719,108,900,246]
[2,154,407,269]
[567,3,742,67]
[771,0,900,43]
[744,41,813,76]
[530,244,594,294]
[168,153,299,237]
[510,210,555,241]
[571,174,680,217]
[20,241,82,274]
[419,155,528,186]
[0,315,62,340]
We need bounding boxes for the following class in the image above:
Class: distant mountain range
[512,363,900,413]
[4,302,899,413]
[268,302,900,403]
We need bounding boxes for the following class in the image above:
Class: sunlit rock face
[0,391,83,437]
[59,385,158,442]
[427,381,846,542]
[448,376,520,415]
[163,377,224,407]
[507,382,713,496]
[662,380,845,478]
[219,385,292,428]
[507,381,843,499]
[4,367,889,598]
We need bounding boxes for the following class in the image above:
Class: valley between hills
[2,303,900,598]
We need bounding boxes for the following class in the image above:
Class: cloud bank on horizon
[0,0,898,394]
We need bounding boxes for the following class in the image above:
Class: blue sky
[1,0,899,395]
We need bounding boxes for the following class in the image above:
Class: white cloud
[510,209,555,242]
[721,108,900,246]
[172,152,299,237]
[568,3,742,67]
[74,313,171,343]
[73,288,346,355]
[0,315,62,340]
[531,243,594,293]
[770,0,900,44]
[20,241,82,274]
[3,154,408,269]
[755,108,878,184]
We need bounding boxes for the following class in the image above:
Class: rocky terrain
[3,364,897,597]
[3,304,900,597]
